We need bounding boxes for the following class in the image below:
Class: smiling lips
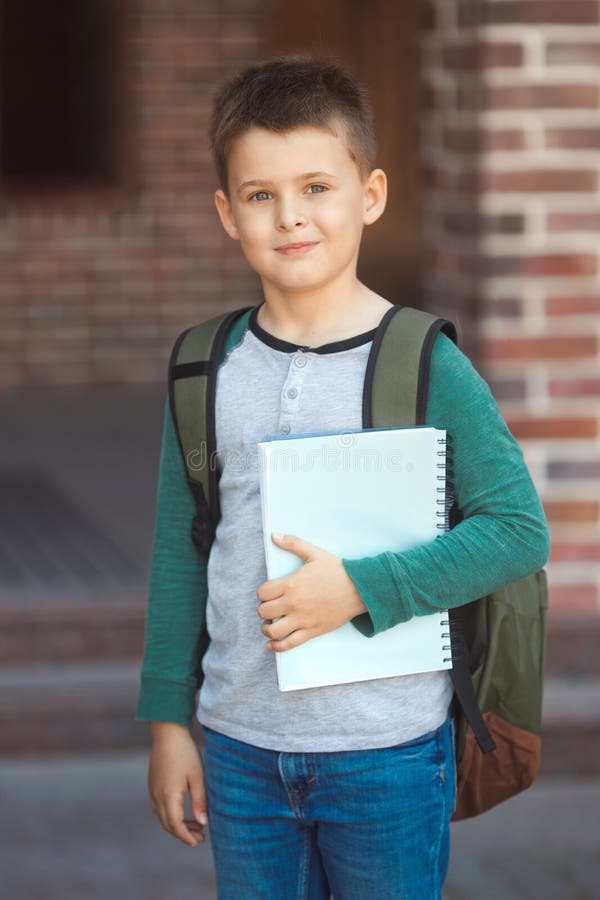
[275,242,319,255]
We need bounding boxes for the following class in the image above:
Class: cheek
[322,196,363,235]
[236,215,270,253]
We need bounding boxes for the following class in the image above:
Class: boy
[136,56,549,899]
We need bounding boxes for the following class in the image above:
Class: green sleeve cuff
[134,675,198,728]
[343,555,413,637]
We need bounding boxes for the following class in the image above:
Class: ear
[214,189,240,240]
[362,168,387,226]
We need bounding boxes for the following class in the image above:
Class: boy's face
[214,122,386,299]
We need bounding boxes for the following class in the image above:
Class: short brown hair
[208,55,376,195]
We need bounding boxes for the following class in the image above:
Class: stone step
[538,677,600,777]
[2,597,599,676]
[545,614,600,678]
[0,661,598,769]
[0,661,151,755]
[0,591,146,664]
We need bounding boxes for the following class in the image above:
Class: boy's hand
[148,722,208,848]
[256,532,367,652]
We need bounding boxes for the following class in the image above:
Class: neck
[258,272,392,346]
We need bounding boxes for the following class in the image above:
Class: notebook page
[257,427,451,690]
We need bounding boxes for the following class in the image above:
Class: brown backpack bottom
[452,712,541,821]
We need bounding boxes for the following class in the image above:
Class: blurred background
[1,0,599,897]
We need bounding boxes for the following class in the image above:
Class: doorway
[265,0,423,304]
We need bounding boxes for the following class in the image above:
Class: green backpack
[168,303,548,821]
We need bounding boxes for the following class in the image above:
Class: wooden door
[265,0,422,303]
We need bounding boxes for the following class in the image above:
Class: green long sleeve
[344,333,550,637]
[135,400,208,726]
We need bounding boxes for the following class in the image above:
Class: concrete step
[0,661,151,755]
[539,677,600,777]
[2,598,598,674]
[0,661,598,769]
[545,614,600,678]
[0,591,146,664]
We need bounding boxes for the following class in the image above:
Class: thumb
[271,532,318,561]
[189,774,208,826]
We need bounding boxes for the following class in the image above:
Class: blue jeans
[202,712,457,900]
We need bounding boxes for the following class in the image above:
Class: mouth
[275,242,319,255]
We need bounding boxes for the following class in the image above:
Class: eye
[248,190,271,202]
[306,184,328,194]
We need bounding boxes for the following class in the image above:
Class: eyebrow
[236,171,338,195]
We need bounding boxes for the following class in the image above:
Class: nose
[275,196,307,231]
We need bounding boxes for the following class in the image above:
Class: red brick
[459,1,600,27]
[546,295,600,315]
[546,127,600,149]
[482,335,597,361]
[549,377,600,397]
[443,42,524,70]
[506,418,598,440]
[547,211,600,231]
[442,211,524,236]
[548,584,598,615]
[436,168,479,193]
[547,42,600,65]
[487,377,527,402]
[543,500,599,523]
[482,297,523,318]
[421,83,456,112]
[548,460,600,479]
[482,254,597,278]
[551,542,600,562]
[485,129,527,152]
[482,169,597,193]
[474,84,599,112]
[443,128,527,153]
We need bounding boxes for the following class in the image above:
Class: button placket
[278,352,311,435]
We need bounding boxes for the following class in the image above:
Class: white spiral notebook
[257,426,452,691]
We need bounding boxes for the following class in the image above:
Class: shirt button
[294,356,307,368]
[281,423,291,434]
[287,388,298,399]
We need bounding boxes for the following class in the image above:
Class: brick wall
[0,0,263,389]
[3,1,599,617]
[421,0,600,617]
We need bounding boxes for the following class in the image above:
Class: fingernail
[272,532,283,541]
[198,812,208,825]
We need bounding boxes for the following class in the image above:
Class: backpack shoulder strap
[168,305,254,552]
[363,305,457,428]
[365,304,495,755]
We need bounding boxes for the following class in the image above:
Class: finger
[256,576,287,603]
[271,532,319,562]
[268,628,312,652]
[183,819,205,841]
[261,615,297,641]
[189,774,208,828]
[165,795,200,847]
[257,597,286,620]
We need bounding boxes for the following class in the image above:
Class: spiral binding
[439,617,452,664]
[444,610,471,665]
[437,434,464,665]
[434,434,457,534]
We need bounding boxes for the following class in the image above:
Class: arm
[343,333,550,636]
[135,399,209,726]
[135,401,211,845]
